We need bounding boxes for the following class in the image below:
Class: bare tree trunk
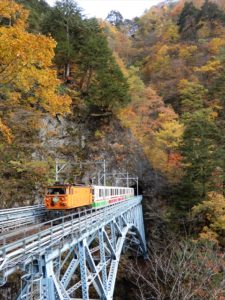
[64,63,70,80]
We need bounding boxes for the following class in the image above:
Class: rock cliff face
[38,113,167,199]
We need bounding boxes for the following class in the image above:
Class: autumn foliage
[0,0,71,141]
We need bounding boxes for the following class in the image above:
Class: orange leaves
[167,152,182,168]
[119,77,183,183]
[0,0,28,28]
[0,0,71,128]
[0,118,13,143]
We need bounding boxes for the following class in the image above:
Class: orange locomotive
[44,184,92,210]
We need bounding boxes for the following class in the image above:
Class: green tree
[44,6,130,112]
[42,0,83,80]
[178,81,219,209]
[77,18,130,111]
[86,58,129,111]
[182,111,219,198]
[198,0,225,30]
[179,79,208,113]
[177,2,199,40]
[16,0,50,32]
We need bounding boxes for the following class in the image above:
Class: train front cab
[44,185,93,210]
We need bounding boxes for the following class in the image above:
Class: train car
[92,186,134,208]
[44,184,134,210]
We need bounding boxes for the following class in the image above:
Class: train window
[99,189,102,197]
[47,188,66,195]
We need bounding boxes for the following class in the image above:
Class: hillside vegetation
[0,0,225,298]
[106,0,225,244]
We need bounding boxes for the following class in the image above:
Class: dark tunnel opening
[130,183,143,196]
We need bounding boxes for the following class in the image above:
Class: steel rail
[0,204,45,220]
[0,204,46,233]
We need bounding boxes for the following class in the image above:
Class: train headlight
[53,196,59,203]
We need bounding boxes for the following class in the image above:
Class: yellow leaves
[145,44,172,77]
[0,0,71,123]
[194,60,222,74]
[207,38,225,54]
[199,228,219,244]
[0,118,13,143]
[0,27,56,85]
[161,21,179,42]
[193,192,225,245]
[156,119,184,150]
[179,45,198,60]
[113,52,129,77]
[158,45,169,56]
[0,0,28,29]
[178,78,190,89]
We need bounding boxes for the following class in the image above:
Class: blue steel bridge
[0,195,146,300]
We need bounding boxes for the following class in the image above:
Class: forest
[0,0,225,298]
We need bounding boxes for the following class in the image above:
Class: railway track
[0,204,46,233]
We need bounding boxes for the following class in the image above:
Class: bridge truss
[0,196,146,300]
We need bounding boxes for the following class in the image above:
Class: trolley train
[44,184,134,210]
